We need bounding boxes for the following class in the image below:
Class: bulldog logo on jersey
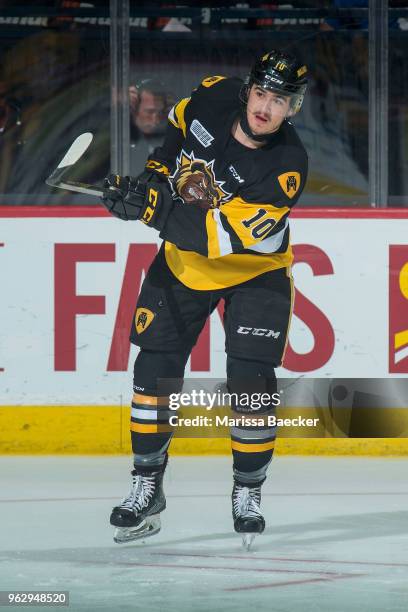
[170,150,232,210]
[135,308,155,334]
[278,171,301,199]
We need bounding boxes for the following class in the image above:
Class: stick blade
[46,132,103,197]
[57,132,93,169]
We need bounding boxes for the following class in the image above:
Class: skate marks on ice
[1,523,407,612]
[1,457,408,610]
[1,539,408,612]
[1,510,408,597]
[143,508,408,549]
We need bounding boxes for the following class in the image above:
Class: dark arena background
[0,2,408,611]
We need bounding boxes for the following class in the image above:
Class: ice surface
[1,455,407,612]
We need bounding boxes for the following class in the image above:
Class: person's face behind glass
[132,90,167,136]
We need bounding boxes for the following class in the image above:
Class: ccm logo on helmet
[237,326,280,339]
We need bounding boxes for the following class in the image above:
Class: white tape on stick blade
[46,132,103,197]
[57,132,93,168]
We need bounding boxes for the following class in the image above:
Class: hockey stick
[46,132,103,197]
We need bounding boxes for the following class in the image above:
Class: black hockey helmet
[242,49,308,114]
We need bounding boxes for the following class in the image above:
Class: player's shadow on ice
[2,510,408,562]
[147,508,408,549]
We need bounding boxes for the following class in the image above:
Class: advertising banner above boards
[0,207,408,405]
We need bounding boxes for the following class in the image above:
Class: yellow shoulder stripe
[175,98,190,136]
[168,97,190,136]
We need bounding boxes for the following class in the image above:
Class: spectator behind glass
[128,78,173,175]
[1,27,85,204]
[70,79,173,188]
[0,78,24,198]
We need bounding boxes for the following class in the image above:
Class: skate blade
[113,514,161,544]
[242,533,255,551]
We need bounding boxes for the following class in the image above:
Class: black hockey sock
[130,391,173,470]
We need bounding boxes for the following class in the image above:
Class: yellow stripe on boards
[1,406,408,455]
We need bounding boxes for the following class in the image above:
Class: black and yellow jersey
[146,75,308,290]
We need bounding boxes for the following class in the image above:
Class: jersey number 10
[242,209,277,239]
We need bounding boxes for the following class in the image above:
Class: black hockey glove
[101,173,174,230]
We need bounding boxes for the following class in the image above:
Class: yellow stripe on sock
[130,422,172,434]
[231,440,275,453]
[132,394,168,406]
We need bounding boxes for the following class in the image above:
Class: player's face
[132,91,166,135]
[246,85,292,135]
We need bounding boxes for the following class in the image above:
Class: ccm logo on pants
[237,326,281,339]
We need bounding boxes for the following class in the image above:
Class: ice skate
[110,468,166,543]
[232,481,265,550]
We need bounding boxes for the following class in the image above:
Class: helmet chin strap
[239,106,282,144]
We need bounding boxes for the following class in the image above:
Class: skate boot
[232,481,265,551]
[110,468,166,543]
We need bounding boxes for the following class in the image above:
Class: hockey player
[101,50,308,549]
